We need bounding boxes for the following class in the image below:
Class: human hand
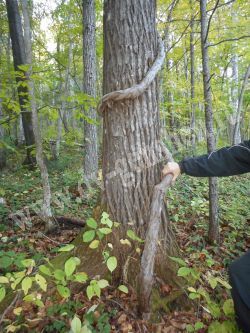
[162,162,181,184]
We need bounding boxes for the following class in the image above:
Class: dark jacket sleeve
[179,140,250,177]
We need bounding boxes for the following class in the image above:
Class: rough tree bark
[200,0,219,243]
[83,0,98,184]
[102,0,176,244]
[98,2,185,318]
[21,0,56,232]
[6,0,35,165]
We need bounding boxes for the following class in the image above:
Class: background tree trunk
[0,42,6,169]
[83,0,98,184]
[190,3,196,149]
[6,0,35,165]
[233,65,250,145]
[229,53,239,143]
[0,83,6,170]
[200,0,219,243]
[22,0,55,232]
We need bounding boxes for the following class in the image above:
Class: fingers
[161,162,181,184]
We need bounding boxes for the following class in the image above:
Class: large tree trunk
[102,0,176,249]
[6,0,35,165]
[83,0,98,184]
[21,0,56,232]
[200,0,219,243]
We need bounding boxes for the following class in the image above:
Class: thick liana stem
[138,174,173,318]
[98,37,165,113]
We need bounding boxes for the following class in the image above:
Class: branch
[98,38,165,113]
[207,0,236,12]
[208,35,250,47]
[205,0,220,43]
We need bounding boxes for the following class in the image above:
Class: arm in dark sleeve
[179,140,250,177]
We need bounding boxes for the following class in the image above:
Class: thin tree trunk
[21,0,55,231]
[0,42,6,169]
[200,0,219,243]
[6,0,35,165]
[61,39,73,134]
[190,3,196,149]
[233,65,250,145]
[229,53,239,143]
[0,84,6,170]
[83,0,98,184]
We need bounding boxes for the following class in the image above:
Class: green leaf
[118,285,128,293]
[57,285,70,298]
[169,256,187,267]
[194,322,204,330]
[101,213,113,228]
[74,272,88,283]
[208,321,221,333]
[98,279,109,289]
[222,299,234,316]
[83,230,95,243]
[0,256,12,268]
[0,276,9,284]
[0,287,6,302]
[58,244,75,252]
[216,278,232,289]
[65,257,78,277]
[54,269,65,281]
[189,292,200,300]
[18,64,30,72]
[86,285,94,300]
[208,302,221,318]
[86,218,97,229]
[177,267,191,277]
[107,256,117,273]
[89,240,100,249]
[186,324,194,332]
[35,274,47,292]
[21,259,35,268]
[70,315,82,333]
[11,277,22,290]
[126,229,143,242]
[93,282,101,297]
[120,239,131,246]
[99,228,112,235]
[21,277,32,295]
[81,325,92,333]
[39,265,52,276]
[208,277,218,289]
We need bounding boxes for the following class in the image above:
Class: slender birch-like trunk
[190,3,196,149]
[83,0,98,183]
[200,0,219,243]
[22,0,55,231]
[233,65,250,145]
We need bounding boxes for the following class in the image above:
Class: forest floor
[0,148,249,333]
